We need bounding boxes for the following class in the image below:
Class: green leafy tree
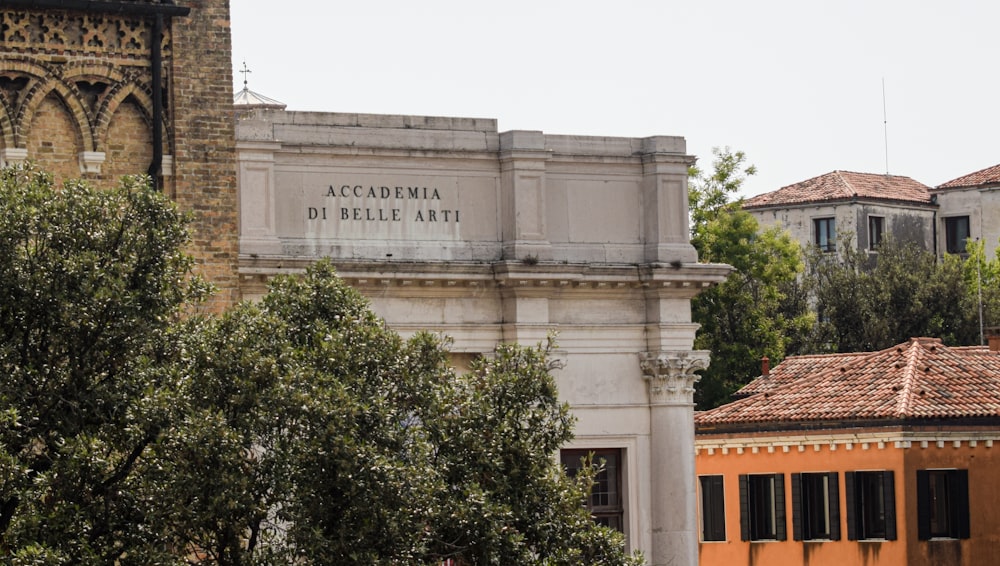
[808,235,976,351]
[689,148,814,409]
[961,239,1000,343]
[0,164,206,564]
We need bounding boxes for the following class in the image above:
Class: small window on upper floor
[792,472,840,541]
[917,469,970,540]
[944,216,970,255]
[814,218,836,253]
[699,475,726,542]
[868,216,884,251]
[846,470,896,541]
[739,473,786,541]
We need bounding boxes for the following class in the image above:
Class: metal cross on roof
[240,60,251,88]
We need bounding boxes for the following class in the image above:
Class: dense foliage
[0,165,640,565]
[689,148,814,409]
[809,235,1000,352]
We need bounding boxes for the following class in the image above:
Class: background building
[743,170,936,255]
[695,337,1000,566]
[933,163,1000,258]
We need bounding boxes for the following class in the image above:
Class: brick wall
[0,1,241,308]
[168,0,240,308]
[24,93,83,183]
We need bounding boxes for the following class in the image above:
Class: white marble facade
[236,109,729,566]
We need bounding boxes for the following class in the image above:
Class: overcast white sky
[230,0,999,197]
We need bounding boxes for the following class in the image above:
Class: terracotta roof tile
[743,171,932,209]
[696,338,1000,429]
[936,163,1000,190]
[735,352,865,397]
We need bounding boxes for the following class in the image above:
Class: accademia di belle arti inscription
[307,184,460,224]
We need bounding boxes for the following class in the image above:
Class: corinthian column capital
[640,350,710,405]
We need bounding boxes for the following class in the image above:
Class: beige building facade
[933,163,1000,259]
[236,108,729,565]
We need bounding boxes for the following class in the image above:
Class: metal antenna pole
[978,240,985,346]
[882,78,889,175]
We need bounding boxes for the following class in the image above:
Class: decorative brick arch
[0,97,15,150]
[19,78,96,153]
[0,55,58,148]
[95,79,162,154]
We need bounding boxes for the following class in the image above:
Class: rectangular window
[945,216,970,254]
[868,216,884,251]
[561,449,624,532]
[699,475,726,541]
[845,471,896,540]
[792,472,840,541]
[814,218,836,252]
[917,469,970,540]
[739,473,786,541]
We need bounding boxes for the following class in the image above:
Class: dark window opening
[868,216,884,251]
[814,217,836,252]
[739,473,786,541]
[917,469,970,540]
[846,471,896,540]
[793,472,840,541]
[699,475,726,541]
[945,216,970,255]
[561,449,624,532]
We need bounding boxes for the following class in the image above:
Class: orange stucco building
[695,338,1000,566]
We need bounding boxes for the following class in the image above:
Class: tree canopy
[689,148,813,409]
[809,235,1000,352]
[0,164,640,565]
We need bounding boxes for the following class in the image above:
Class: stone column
[640,350,710,566]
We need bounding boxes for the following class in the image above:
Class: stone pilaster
[640,136,698,264]
[640,350,710,566]
[499,130,552,261]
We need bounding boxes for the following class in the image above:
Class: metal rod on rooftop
[882,78,889,175]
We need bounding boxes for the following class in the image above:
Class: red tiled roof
[735,352,865,397]
[743,171,932,209]
[937,163,1000,190]
[696,338,1000,428]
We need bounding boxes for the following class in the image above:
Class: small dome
[233,86,286,110]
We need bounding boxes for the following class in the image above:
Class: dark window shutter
[791,473,802,541]
[883,471,897,540]
[775,473,787,541]
[845,471,857,540]
[828,472,841,541]
[739,474,749,541]
[916,470,931,540]
[955,469,970,539]
[701,475,726,541]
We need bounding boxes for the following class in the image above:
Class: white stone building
[234,102,729,565]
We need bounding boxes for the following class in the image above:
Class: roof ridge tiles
[893,339,923,417]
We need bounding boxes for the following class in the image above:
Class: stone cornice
[239,258,731,295]
[696,429,1000,455]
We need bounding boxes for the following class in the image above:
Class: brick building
[0,0,239,306]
